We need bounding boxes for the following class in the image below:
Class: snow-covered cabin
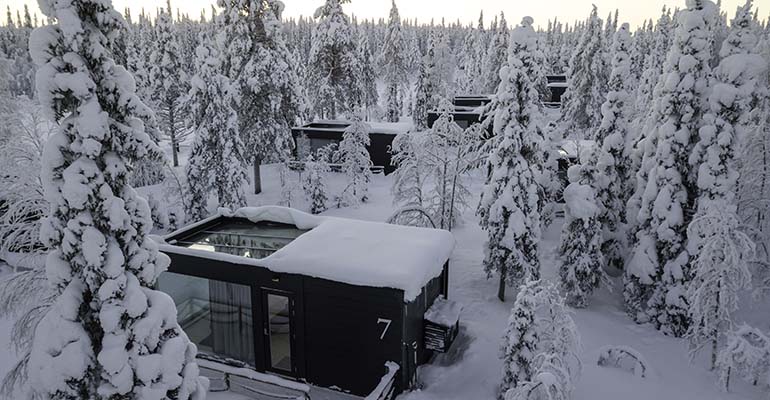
[291,120,412,174]
[427,95,493,133]
[156,206,457,397]
[546,75,567,107]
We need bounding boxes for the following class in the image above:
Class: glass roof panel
[173,220,309,259]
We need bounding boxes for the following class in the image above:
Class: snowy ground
[0,160,767,400]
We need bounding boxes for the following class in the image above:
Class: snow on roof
[161,206,455,301]
[558,139,596,159]
[366,121,414,135]
[547,82,568,88]
[424,296,463,327]
[307,120,413,136]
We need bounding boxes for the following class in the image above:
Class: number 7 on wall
[377,318,392,340]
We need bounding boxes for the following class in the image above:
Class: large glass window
[158,272,255,366]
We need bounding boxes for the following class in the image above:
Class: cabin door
[262,289,297,376]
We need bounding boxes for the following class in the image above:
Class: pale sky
[3,0,768,29]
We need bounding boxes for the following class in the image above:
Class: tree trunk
[169,98,179,167]
[171,133,179,167]
[498,266,507,302]
[711,279,722,370]
[253,158,262,195]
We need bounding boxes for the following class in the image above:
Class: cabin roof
[160,206,455,301]
[292,120,413,136]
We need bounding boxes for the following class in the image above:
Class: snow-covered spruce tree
[26,0,207,397]
[535,282,582,376]
[303,153,330,214]
[626,8,673,229]
[358,33,378,119]
[593,23,634,271]
[478,50,544,302]
[715,324,770,391]
[500,279,540,397]
[380,0,407,122]
[219,0,304,195]
[455,24,481,93]
[501,280,581,400]
[149,1,188,168]
[686,1,764,368]
[412,40,436,131]
[185,29,248,221]
[625,0,718,336]
[509,17,550,103]
[337,114,373,207]
[482,13,509,94]
[307,0,362,119]
[691,0,765,210]
[561,6,607,137]
[559,162,606,308]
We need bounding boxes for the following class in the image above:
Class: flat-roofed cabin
[156,207,459,398]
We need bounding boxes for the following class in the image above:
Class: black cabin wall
[163,250,415,397]
[291,129,397,174]
[302,277,404,396]
[400,274,443,390]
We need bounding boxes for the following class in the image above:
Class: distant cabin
[156,206,459,398]
[427,95,493,132]
[546,75,567,107]
[291,121,412,175]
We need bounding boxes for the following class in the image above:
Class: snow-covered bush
[167,206,186,231]
[147,194,170,232]
[501,280,581,399]
[303,153,330,214]
[279,161,298,208]
[597,345,650,378]
[337,114,373,207]
[716,324,770,392]
[25,0,208,396]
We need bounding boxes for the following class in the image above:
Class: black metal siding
[302,277,404,396]
[290,128,398,174]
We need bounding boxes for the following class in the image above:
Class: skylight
[172,220,309,259]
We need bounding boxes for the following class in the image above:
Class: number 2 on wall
[377,318,392,340]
